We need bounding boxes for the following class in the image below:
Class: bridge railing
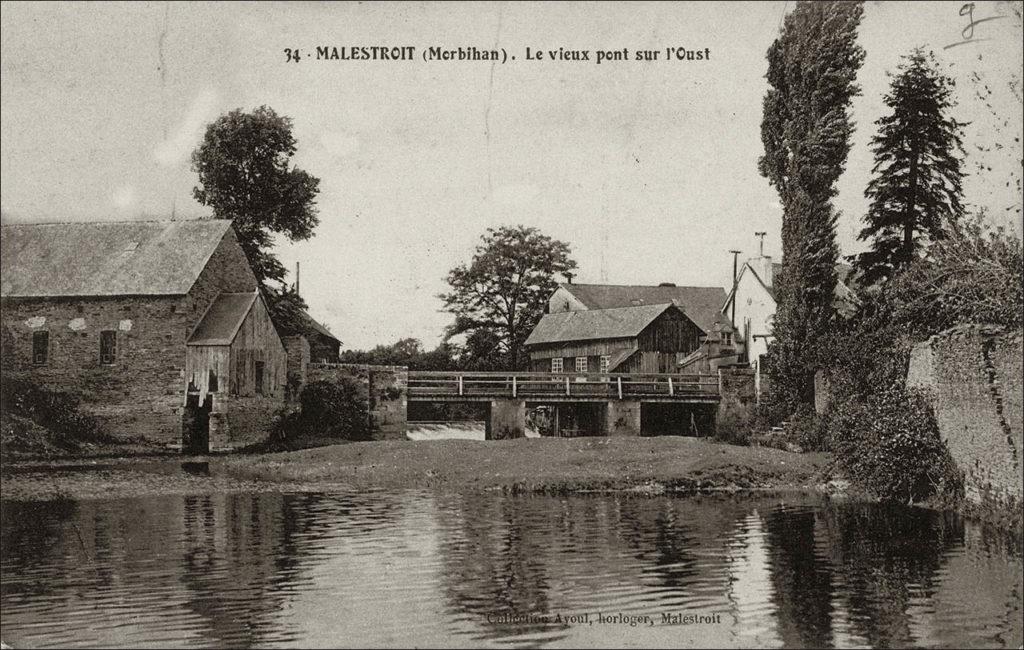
[407,371,719,399]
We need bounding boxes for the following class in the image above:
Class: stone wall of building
[2,294,191,442]
[306,363,408,440]
[907,325,1023,509]
[282,335,310,403]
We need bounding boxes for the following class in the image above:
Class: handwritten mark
[944,3,1007,50]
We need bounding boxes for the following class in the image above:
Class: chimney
[754,255,773,288]
[564,271,575,285]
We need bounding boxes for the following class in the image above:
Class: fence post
[668,377,674,396]
[458,375,464,396]
[512,375,517,398]
[617,376,623,400]
[565,376,571,396]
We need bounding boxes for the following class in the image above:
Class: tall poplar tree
[758,1,865,412]
[856,49,966,285]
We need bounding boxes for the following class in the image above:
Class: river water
[1,475,1021,648]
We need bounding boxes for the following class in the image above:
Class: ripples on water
[1,487,1021,648]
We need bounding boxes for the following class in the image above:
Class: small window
[599,355,610,374]
[575,356,588,373]
[99,330,116,365]
[32,330,49,365]
[208,369,219,393]
[169,304,176,314]
[551,357,563,373]
[76,305,84,314]
[254,361,265,396]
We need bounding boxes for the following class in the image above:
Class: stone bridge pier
[486,399,527,439]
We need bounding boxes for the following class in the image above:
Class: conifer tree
[856,48,966,285]
[758,1,865,412]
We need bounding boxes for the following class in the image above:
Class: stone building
[0,219,287,451]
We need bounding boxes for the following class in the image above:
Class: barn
[526,282,739,374]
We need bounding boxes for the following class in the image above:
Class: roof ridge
[1,218,230,227]
[562,282,723,289]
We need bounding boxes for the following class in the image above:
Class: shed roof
[296,309,340,343]
[557,283,730,333]
[0,219,233,298]
[526,303,682,347]
[187,292,258,346]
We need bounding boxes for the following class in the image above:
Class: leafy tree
[758,0,865,413]
[265,284,310,335]
[339,338,457,370]
[882,210,1023,335]
[441,226,576,370]
[856,49,967,285]
[192,106,321,287]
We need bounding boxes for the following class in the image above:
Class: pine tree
[758,1,865,413]
[856,49,966,285]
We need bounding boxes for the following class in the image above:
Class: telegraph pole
[728,249,742,326]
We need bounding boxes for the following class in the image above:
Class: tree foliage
[192,106,321,287]
[440,226,576,370]
[758,0,865,412]
[339,338,458,371]
[856,49,967,285]
[872,211,1024,335]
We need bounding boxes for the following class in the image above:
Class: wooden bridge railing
[407,371,719,400]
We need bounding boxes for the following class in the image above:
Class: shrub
[714,403,754,446]
[829,383,958,503]
[297,378,370,440]
[785,403,830,452]
[0,373,107,444]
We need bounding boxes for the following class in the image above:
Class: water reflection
[1,490,1021,648]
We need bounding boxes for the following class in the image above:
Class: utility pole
[728,249,742,326]
[755,231,767,257]
[295,261,300,295]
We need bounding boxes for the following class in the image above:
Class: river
[0,468,1021,648]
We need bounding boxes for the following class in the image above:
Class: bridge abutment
[604,399,642,436]
[487,399,526,440]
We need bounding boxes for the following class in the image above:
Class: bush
[714,403,754,446]
[298,378,370,440]
[829,383,959,503]
[0,373,107,444]
[785,404,830,452]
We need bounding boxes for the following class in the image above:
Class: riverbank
[1,436,830,501]
[220,436,830,494]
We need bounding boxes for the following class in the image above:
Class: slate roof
[525,303,681,347]
[557,283,731,333]
[297,309,340,343]
[187,292,258,346]
[0,219,233,298]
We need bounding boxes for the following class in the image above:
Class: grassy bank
[219,436,830,494]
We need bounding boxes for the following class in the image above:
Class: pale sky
[2,1,1022,349]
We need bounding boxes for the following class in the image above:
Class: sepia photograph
[1,1,1022,648]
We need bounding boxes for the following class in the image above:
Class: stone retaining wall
[907,325,1022,508]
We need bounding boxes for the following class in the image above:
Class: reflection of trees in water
[176,491,405,647]
[762,506,835,648]
[822,504,961,649]
[433,494,749,642]
[435,495,554,640]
